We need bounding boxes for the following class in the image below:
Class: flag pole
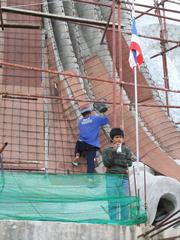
[134,65,140,189]
[129,0,143,192]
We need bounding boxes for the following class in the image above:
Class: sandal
[72,161,80,167]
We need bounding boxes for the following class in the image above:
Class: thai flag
[129,15,143,69]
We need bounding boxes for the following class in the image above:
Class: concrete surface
[0,221,141,240]
[0,221,179,240]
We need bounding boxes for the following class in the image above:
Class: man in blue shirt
[73,104,109,173]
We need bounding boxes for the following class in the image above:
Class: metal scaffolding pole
[112,0,117,127]
[117,0,124,129]
[0,0,4,30]
[155,0,170,116]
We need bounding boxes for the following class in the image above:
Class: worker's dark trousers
[85,149,97,173]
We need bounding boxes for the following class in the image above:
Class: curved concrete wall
[129,162,180,224]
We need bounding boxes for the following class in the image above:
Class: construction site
[0,0,180,239]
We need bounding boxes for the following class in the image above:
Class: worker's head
[80,104,92,117]
[110,128,124,144]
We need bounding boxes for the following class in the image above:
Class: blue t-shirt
[78,115,109,148]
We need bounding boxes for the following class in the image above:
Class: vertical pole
[161,2,170,116]
[134,66,140,188]
[44,98,49,174]
[112,0,117,127]
[117,0,124,129]
[42,32,49,174]
[133,165,137,198]
[0,143,8,192]
[0,1,4,31]
[144,164,147,211]
[155,0,170,116]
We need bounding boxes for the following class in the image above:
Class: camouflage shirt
[102,144,136,174]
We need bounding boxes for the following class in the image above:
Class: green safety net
[0,171,147,225]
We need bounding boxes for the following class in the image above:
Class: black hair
[110,128,124,139]
[81,111,91,117]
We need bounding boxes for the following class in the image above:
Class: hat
[80,104,92,114]
[110,128,124,139]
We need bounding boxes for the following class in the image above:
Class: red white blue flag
[129,14,143,69]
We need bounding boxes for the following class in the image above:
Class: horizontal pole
[75,0,180,23]
[1,61,180,94]
[1,92,180,109]
[151,43,180,59]
[1,6,123,28]
[0,22,41,29]
[135,0,168,19]
[1,6,179,37]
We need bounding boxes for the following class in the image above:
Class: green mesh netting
[0,171,147,225]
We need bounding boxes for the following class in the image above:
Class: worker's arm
[97,114,109,126]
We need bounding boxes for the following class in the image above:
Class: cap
[80,104,92,114]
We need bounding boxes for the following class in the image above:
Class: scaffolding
[0,0,179,175]
[0,0,179,232]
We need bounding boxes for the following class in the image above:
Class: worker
[73,104,109,173]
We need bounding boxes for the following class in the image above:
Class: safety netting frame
[0,171,147,225]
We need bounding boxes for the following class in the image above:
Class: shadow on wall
[153,194,176,224]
